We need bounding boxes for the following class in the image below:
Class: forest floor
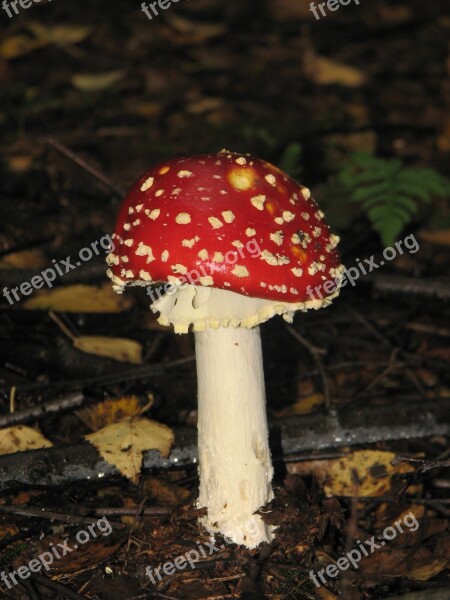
[0,1,449,598]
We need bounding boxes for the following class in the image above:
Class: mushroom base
[195,326,275,548]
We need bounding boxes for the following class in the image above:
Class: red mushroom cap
[107,150,342,303]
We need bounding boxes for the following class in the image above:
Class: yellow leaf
[407,559,448,581]
[324,450,413,497]
[0,35,48,59]
[305,55,366,87]
[27,23,92,46]
[0,426,52,455]
[76,396,148,431]
[288,450,415,497]
[0,249,47,270]
[73,336,142,364]
[85,417,174,483]
[274,393,324,416]
[23,283,133,313]
[72,71,125,92]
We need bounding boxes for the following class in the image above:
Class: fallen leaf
[4,154,34,173]
[288,450,415,497]
[23,283,133,313]
[85,417,174,483]
[305,55,366,87]
[324,451,414,497]
[0,524,19,538]
[73,336,142,364]
[0,426,52,455]
[76,396,150,431]
[418,230,450,247]
[0,249,47,269]
[27,23,92,46]
[362,546,447,580]
[274,393,324,416]
[142,476,190,506]
[0,35,48,59]
[164,12,226,39]
[72,71,125,92]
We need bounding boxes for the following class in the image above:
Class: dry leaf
[0,249,47,270]
[4,155,34,173]
[324,451,413,497]
[73,336,142,364]
[305,55,366,87]
[419,230,450,247]
[0,425,52,455]
[274,393,324,416]
[0,35,47,59]
[142,476,190,506]
[27,23,92,46]
[23,283,133,313]
[362,546,447,580]
[72,71,125,92]
[85,417,174,483]
[77,396,148,431]
[288,450,414,497]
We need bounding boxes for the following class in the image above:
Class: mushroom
[106,150,344,548]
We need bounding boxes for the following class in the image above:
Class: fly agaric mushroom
[106,150,344,548]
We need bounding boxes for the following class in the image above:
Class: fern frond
[327,153,450,246]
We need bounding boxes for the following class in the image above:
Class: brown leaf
[305,55,366,87]
[419,229,450,247]
[76,396,150,431]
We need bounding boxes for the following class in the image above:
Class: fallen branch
[0,399,447,493]
[0,393,84,428]
[370,275,450,301]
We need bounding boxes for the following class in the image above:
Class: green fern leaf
[325,152,450,246]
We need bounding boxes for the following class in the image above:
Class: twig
[46,137,125,198]
[370,274,450,301]
[0,356,195,396]
[19,579,41,600]
[285,324,331,410]
[0,505,127,527]
[392,455,450,473]
[0,393,84,428]
[31,574,89,600]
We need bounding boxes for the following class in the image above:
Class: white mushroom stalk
[195,326,274,547]
[149,282,341,547]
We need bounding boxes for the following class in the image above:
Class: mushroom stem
[195,326,274,548]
